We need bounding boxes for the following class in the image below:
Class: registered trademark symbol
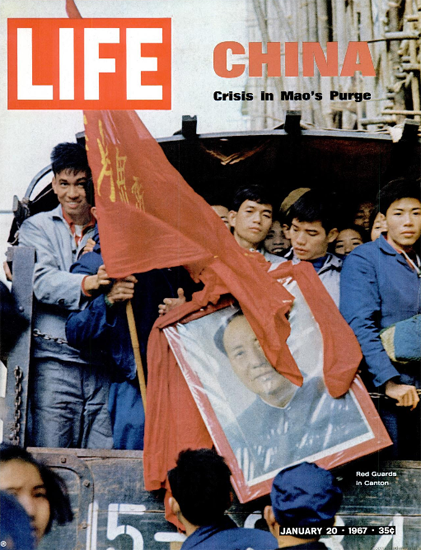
[1,540,7,547]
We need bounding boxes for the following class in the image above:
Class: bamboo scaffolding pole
[316,0,334,127]
[244,0,418,131]
[382,109,421,115]
[406,4,421,121]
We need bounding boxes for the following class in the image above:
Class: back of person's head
[377,177,421,215]
[270,462,342,537]
[0,444,73,534]
[231,185,274,212]
[168,449,232,526]
[51,142,92,179]
[0,491,35,550]
[288,189,338,234]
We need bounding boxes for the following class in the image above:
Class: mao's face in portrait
[223,315,297,407]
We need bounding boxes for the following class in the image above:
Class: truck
[3,112,421,550]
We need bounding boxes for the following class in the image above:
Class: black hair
[230,185,274,212]
[51,142,92,180]
[201,190,229,209]
[0,444,73,533]
[352,199,374,222]
[336,224,367,242]
[377,177,421,215]
[368,204,381,235]
[268,211,284,225]
[85,180,95,207]
[168,449,232,526]
[288,189,338,233]
[214,309,244,356]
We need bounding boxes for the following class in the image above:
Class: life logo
[7,19,171,110]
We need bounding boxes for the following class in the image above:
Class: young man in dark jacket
[66,221,199,449]
[168,448,276,550]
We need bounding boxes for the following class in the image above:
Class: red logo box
[8,18,171,110]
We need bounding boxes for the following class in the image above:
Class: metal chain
[33,328,68,345]
[9,366,23,445]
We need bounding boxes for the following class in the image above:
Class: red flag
[72,0,361,518]
[84,110,303,387]
[65,0,82,18]
[143,261,362,514]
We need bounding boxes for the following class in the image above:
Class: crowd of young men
[7,142,421,460]
[0,143,421,464]
[2,139,419,549]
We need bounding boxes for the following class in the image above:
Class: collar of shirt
[309,255,328,273]
[382,234,420,273]
[62,209,96,246]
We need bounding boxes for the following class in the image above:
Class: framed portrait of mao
[164,277,391,502]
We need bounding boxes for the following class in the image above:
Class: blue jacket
[67,249,145,449]
[390,314,421,362]
[181,516,276,550]
[340,236,421,388]
[18,205,95,363]
[67,236,136,381]
[67,248,195,380]
[66,242,199,449]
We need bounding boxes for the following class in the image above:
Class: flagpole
[126,301,147,414]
